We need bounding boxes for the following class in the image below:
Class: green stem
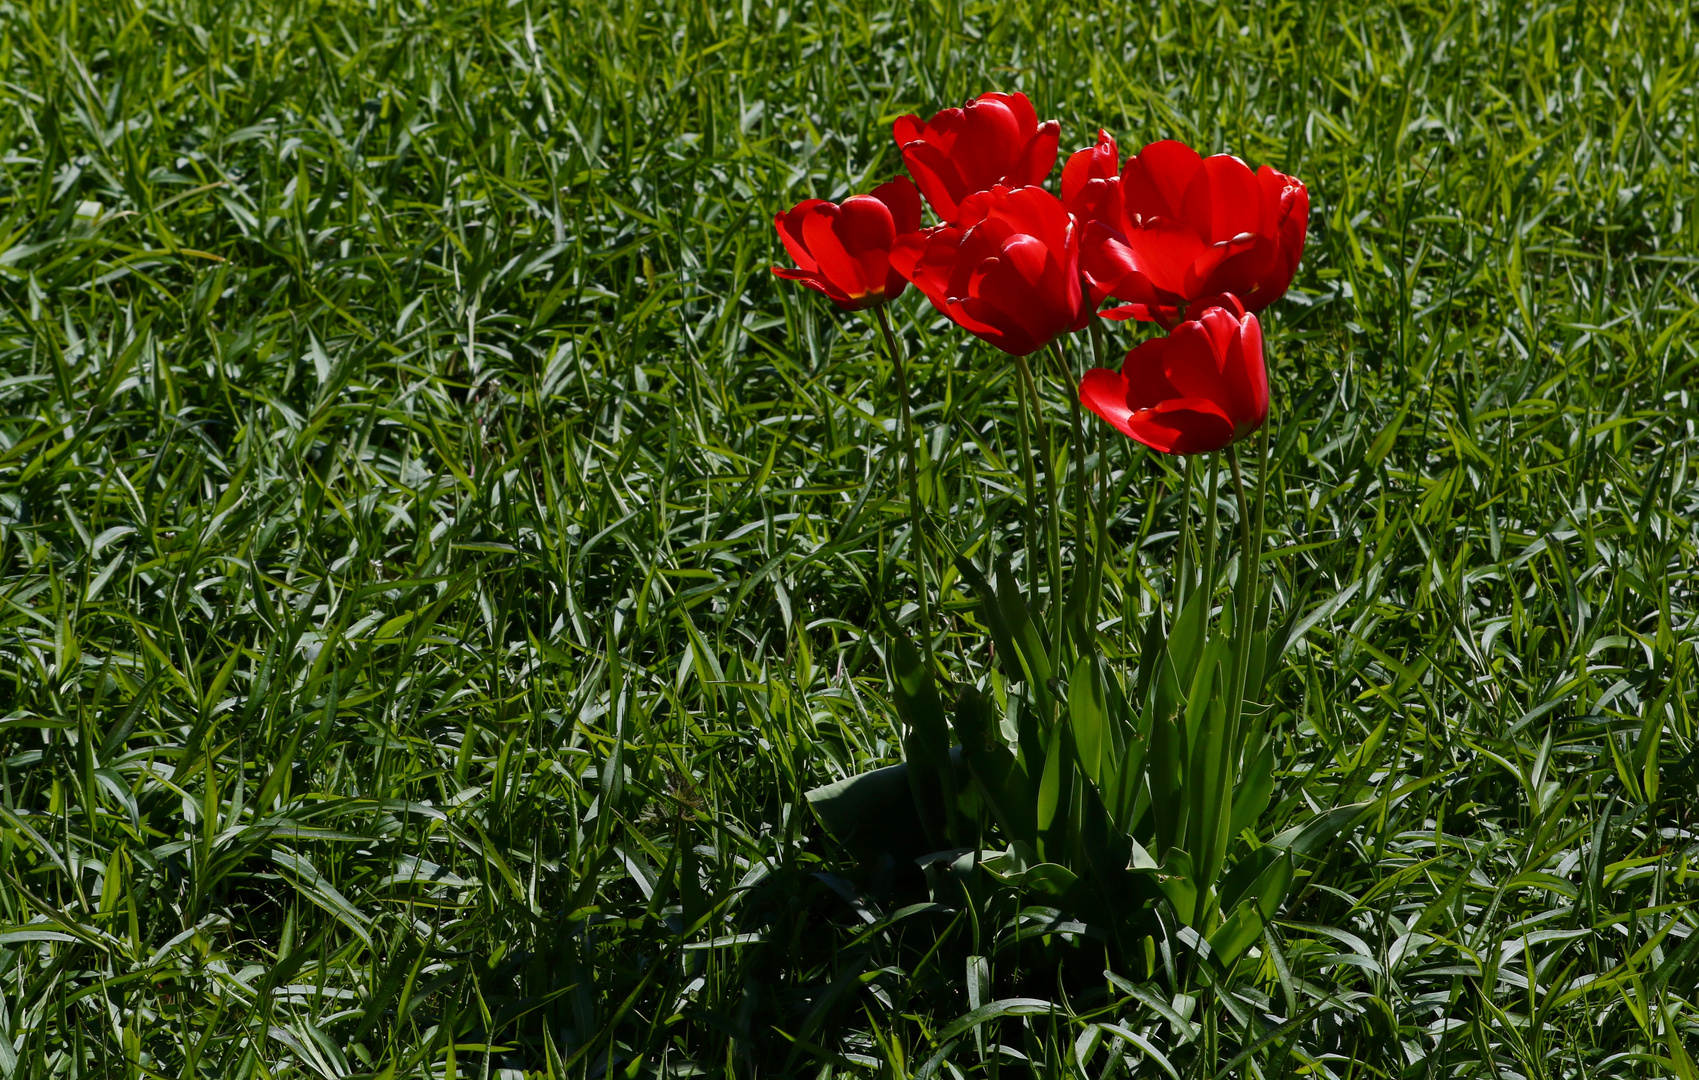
[876,306,932,673]
[1015,351,1062,663]
[1200,454,1220,614]
[1052,339,1090,645]
[1012,358,1043,603]
[1227,446,1257,752]
[1175,456,1196,614]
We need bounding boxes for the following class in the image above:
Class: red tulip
[1079,294,1266,455]
[1081,140,1308,326]
[1061,129,1126,235]
[772,177,923,310]
[890,185,1091,357]
[893,92,1060,224]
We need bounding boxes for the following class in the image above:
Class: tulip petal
[1126,398,1238,455]
[1227,311,1268,433]
[1122,140,1202,221]
[836,194,901,295]
[1159,319,1231,404]
[872,175,924,236]
[772,266,853,307]
[1124,219,1208,297]
[1181,154,1263,246]
[901,140,969,223]
[1119,336,1184,410]
[892,114,926,149]
[799,205,870,301]
[774,203,826,273]
[1080,367,1138,436]
[1008,119,1061,188]
[1063,130,1120,206]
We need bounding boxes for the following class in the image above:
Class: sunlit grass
[0,0,1695,1076]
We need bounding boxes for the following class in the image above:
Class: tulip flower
[1080,140,1308,325]
[772,178,923,310]
[1079,294,1266,455]
[891,185,1091,357]
[893,92,1060,224]
[1061,129,1126,235]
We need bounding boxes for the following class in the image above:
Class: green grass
[1,0,1697,1076]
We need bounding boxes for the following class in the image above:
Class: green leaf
[953,555,1020,685]
[952,687,1036,843]
[1068,654,1110,787]
[995,556,1055,698]
[1229,729,1276,841]
[1147,692,1185,861]
[1155,849,1199,928]
[1268,802,1371,859]
[938,998,1060,1043]
[1166,579,1209,692]
[890,632,951,772]
[1035,716,1071,859]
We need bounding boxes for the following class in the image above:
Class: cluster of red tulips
[772,91,1308,456]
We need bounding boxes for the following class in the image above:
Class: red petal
[1119,335,1183,409]
[800,205,869,300]
[1122,140,1202,221]
[901,141,968,223]
[1009,119,1060,188]
[774,202,825,273]
[1227,312,1267,433]
[1129,398,1237,454]
[872,175,924,236]
[835,194,900,295]
[1159,319,1230,405]
[772,266,854,307]
[892,114,925,148]
[955,96,1025,190]
[1126,219,1209,296]
[1080,367,1137,438]
[1180,154,1263,245]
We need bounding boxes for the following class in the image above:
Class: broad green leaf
[1035,716,1070,860]
[996,556,1055,699]
[1156,848,1200,928]
[1229,729,1276,841]
[953,687,1036,843]
[1068,654,1109,787]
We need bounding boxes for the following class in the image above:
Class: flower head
[1079,294,1266,454]
[772,177,923,310]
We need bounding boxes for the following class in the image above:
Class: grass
[1,0,1697,1075]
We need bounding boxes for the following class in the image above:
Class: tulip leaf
[1068,654,1109,788]
[889,630,957,844]
[1184,640,1235,903]
[1209,850,1294,969]
[995,556,1055,701]
[890,631,952,773]
[1146,682,1185,862]
[1166,581,1209,693]
[1269,802,1372,859]
[1229,728,1277,842]
[1207,895,1268,970]
[953,555,1021,686]
[1035,716,1071,860]
[1155,849,1200,929]
[952,687,1036,844]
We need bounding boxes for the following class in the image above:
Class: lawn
[1,0,1697,1076]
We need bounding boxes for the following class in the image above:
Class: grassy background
[2,0,1697,1076]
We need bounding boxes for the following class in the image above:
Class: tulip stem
[1052,338,1091,643]
[1175,456,1195,614]
[1226,445,1256,751]
[1011,358,1043,607]
[876,305,932,674]
[1014,352,1062,647]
